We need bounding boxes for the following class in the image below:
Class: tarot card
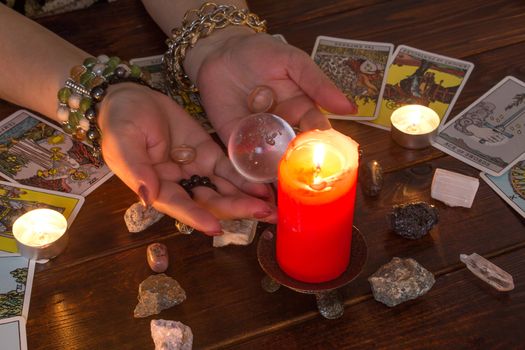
[272,34,287,43]
[131,55,214,133]
[0,317,27,350]
[0,110,113,196]
[480,160,525,218]
[130,55,167,93]
[364,45,474,130]
[0,180,84,253]
[0,256,35,320]
[433,76,525,176]
[311,36,393,120]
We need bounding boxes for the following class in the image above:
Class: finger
[286,49,358,115]
[192,187,277,223]
[273,94,331,131]
[153,180,223,235]
[102,126,162,206]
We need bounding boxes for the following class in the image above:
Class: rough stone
[359,160,384,197]
[151,319,193,350]
[125,202,164,233]
[390,202,438,239]
[213,219,258,247]
[134,274,186,318]
[460,253,514,291]
[368,257,435,307]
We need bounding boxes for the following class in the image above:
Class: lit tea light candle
[277,129,359,283]
[13,208,68,261]
[390,105,440,149]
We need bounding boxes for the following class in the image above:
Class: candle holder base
[257,226,367,319]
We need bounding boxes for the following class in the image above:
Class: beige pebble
[147,243,169,273]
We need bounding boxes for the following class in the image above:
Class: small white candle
[13,209,67,247]
[390,105,440,149]
[391,105,440,135]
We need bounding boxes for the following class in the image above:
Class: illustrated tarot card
[0,317,27,350]
[364,45,474,130]
[433,76,525,176]
[311,36,393,120]
[480,160,525,218]
[131,55,214,133]
[0,110,113,196]
[0,180,84,254]
[0,256,35,320]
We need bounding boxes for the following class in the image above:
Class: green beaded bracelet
[57,55,152,159]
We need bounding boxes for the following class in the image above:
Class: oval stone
[171,145,196,165]
[147,243,169,273]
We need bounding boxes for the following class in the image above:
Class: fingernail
[253,210,273,219]
[205,229,224,236]
[138,184,151,207]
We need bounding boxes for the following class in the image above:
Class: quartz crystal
[151,319,193,350]
[125,202,164,233]
[460,253,514,291]
[390,202,438,239]
[359,160,384,197]
[213,219,258,247]
[431,168,479,208]
[134,274,186,318]
[369,257,435,307]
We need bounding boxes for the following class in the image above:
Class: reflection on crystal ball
[228,113,295,183]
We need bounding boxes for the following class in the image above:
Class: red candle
[277,129,359,283]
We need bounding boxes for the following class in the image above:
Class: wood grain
[0,0,522,349]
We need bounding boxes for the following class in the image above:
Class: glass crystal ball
[228,113,295,183]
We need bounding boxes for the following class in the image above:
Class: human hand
[97,83,276,235]
[184,28,357,144]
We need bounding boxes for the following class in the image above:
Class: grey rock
[125,202,164,233]
[151,319,193,350]
[368,257,435,307]
[134,274,186,318]
[390,202,438,239]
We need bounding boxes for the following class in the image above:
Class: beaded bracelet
[57,55,152,159]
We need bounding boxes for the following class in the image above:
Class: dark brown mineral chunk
[390,201,438,239]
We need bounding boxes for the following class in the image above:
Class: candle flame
[312,143,325,186]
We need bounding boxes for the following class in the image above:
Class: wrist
[183,25,256,84]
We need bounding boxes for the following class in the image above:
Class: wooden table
[1,0,524,348]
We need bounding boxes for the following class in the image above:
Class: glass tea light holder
[390,105,440,149]
[276,128,359,283]
[13,208,68,261]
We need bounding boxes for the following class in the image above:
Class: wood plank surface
[0,0,523,349]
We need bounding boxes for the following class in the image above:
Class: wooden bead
[146,243,169,273]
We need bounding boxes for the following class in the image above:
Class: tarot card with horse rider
[0,110,113,196]
[311,36,393,120]
[433,76,525,176]
[363,45,474,130]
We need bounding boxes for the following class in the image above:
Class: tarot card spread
[433,76,525,176]
[0,110,113,196]
[364,45,474,130]
[312,36,393,120]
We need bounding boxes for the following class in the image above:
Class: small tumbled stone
[390,202,438,239]
[213,219,258,247]
[171,145,196,165]
[460,253,514,291]
[151,319,193,350]
[134,274,186,318]
[368,257,435,307]
[147,243,169,273]
[359,160,384,197]
[125,202,164,233]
